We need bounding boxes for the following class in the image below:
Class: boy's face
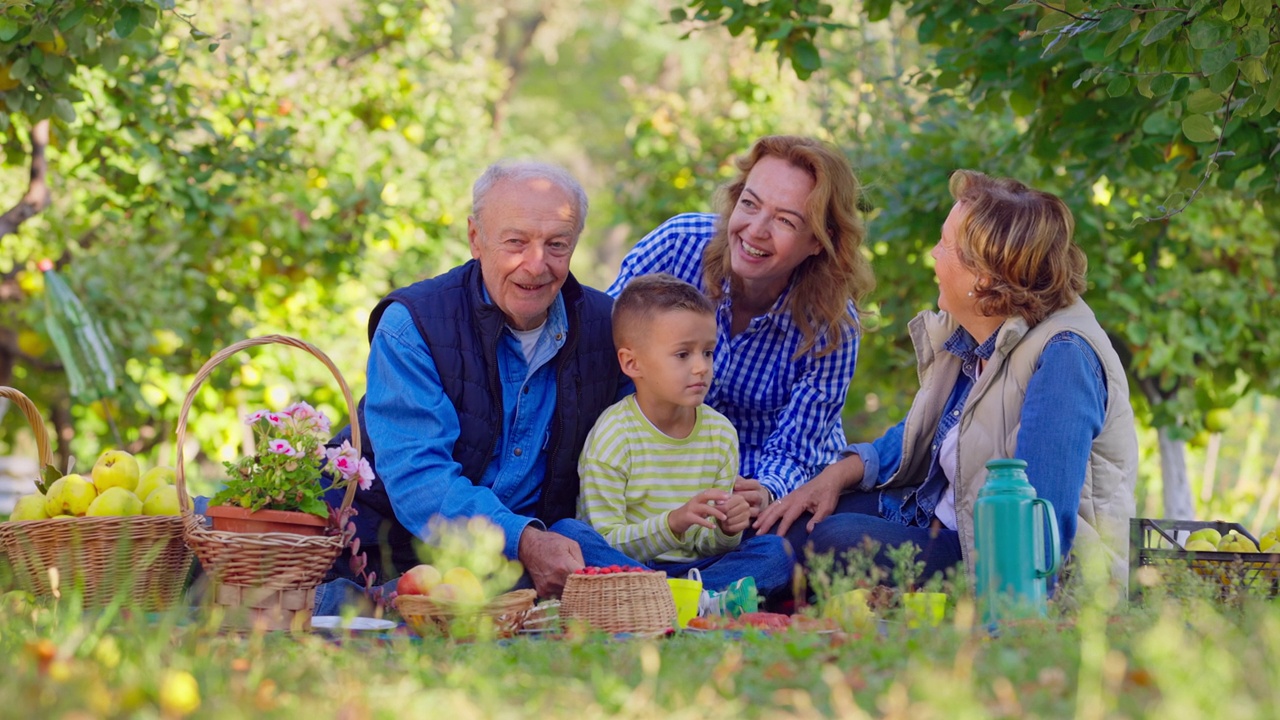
[620,309,717,408]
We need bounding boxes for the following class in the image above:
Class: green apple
[9,493,49,521]
[86,487,143,517]
[1187,528,1222,547]
[1184,539,1218,552]
[45,474,97,517]
[134,466,175,504]
[142,485,181,516]
[92,450,140,493]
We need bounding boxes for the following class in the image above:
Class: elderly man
[317,161,639,610]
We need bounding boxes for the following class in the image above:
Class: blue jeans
[790,491,963,586]
[552,518,792,596]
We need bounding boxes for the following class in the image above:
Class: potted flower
[204,401,373,536]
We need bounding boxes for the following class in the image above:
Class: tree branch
[0,119,52,239]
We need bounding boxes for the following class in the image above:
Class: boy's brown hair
[612,273,715,349]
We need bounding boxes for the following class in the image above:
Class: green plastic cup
[903,592,947,629]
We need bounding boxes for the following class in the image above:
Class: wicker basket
[560,570,677,634]
[176,336,361,632]
[395,588,537,639]
[0,386,194,609]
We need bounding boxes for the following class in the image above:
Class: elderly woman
[756,170,1138,586]
[609,136,874,515]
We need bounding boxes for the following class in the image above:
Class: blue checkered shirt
[607,213,860,500]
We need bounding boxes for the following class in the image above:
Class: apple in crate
[396,564,443,596]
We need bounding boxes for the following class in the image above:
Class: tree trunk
[1158,426,1193,519]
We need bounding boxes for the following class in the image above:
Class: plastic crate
[1129,518,1280,602]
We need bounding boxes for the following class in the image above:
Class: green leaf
[1223,0,1241,21]
[1097,10,1130,33]
[52,98,75,123]
[792,39,821,73]
[1151,73,1177,96]
[1185,88,1224,113]
[1142,15,1183,46]
[1240,58,1267,84]
[1106,75,1131,97]
[58,6,87,32]
[1189,16,1232,50]
[114,6,141,39]
[1200,43,1238,76]
[1264,72,1280,116]
[0,16,19,42]
[1209,63,1238,92]
[1242,0,1272,17]
[1182,114,1218,142]
[669,7,688,22]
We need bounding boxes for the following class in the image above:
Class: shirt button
[554,333,563,341]
[513,447,523,457]
[932,444,937,451]
[952,410,959,417]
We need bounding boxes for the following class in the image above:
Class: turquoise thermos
[973,458,1060,624]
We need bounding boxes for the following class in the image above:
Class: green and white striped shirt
[577,394,740,563]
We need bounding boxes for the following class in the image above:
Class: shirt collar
[943,324,1001,381]
[479,285,568,340]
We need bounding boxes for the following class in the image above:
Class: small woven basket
[395,588,537,639]
[176,335,361,632]
[560,570,677,634]
[0,386,193,609]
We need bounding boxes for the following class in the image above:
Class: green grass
[5,570,1280,719]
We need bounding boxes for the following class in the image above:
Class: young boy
[577,273,793,597]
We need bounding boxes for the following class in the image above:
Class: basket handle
[174,335,362,521]
[0,386,54,472]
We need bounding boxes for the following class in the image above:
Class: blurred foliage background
[0,0,1276,520]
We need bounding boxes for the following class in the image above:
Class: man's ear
[467,216,482,260]
[617,347,642,380]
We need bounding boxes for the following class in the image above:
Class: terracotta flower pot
[204,505,328,536]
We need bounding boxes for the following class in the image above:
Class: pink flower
[356,458,375,490]
[244,410,267,425]
[264,413,286,427]
[283,401,316,418]
[267,439,299,457]
[284,402,332,435]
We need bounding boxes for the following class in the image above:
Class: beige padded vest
[876,299,1138,586]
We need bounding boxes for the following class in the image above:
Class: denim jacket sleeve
[847,417,907,492]
[365,304,537,560]
[1015,331,1107,558]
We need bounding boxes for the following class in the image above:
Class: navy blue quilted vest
[327,260,620,576]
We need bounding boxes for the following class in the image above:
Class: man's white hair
[471,160,588,236]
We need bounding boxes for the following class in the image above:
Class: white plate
[310,616,397,632]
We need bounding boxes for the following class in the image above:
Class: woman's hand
[732,477,771,518]
[754,455,864,536]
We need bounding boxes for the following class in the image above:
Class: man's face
[468,177,580,330]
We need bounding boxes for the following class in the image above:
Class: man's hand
[732,477,771,518]
[517,526,585,598]
[754,455,864,537]
[720,493,751,535]
[668,489,730,538]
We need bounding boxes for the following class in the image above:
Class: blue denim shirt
[847,328,1107,558]
[365,293,568,560]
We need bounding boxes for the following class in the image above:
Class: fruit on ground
[142,485,181,516]
[45,474,97,516]
[92,450,140,492]
[134,466,175,504]
[10,493,49,521]
[396,564,443,596]
[1187,528,1222,547]
[86,487,143,517]
[442,566,485,603]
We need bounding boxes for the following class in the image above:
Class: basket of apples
[393,562,536,639]
[559,565,677,635]
[0,386,192,610]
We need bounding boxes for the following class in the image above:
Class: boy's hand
[720,494,751,535]
[668,489,730,538]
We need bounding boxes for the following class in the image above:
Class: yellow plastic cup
[668,577,703,629]
[903,592,947,629]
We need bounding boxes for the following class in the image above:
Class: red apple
[396,564,443,596]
